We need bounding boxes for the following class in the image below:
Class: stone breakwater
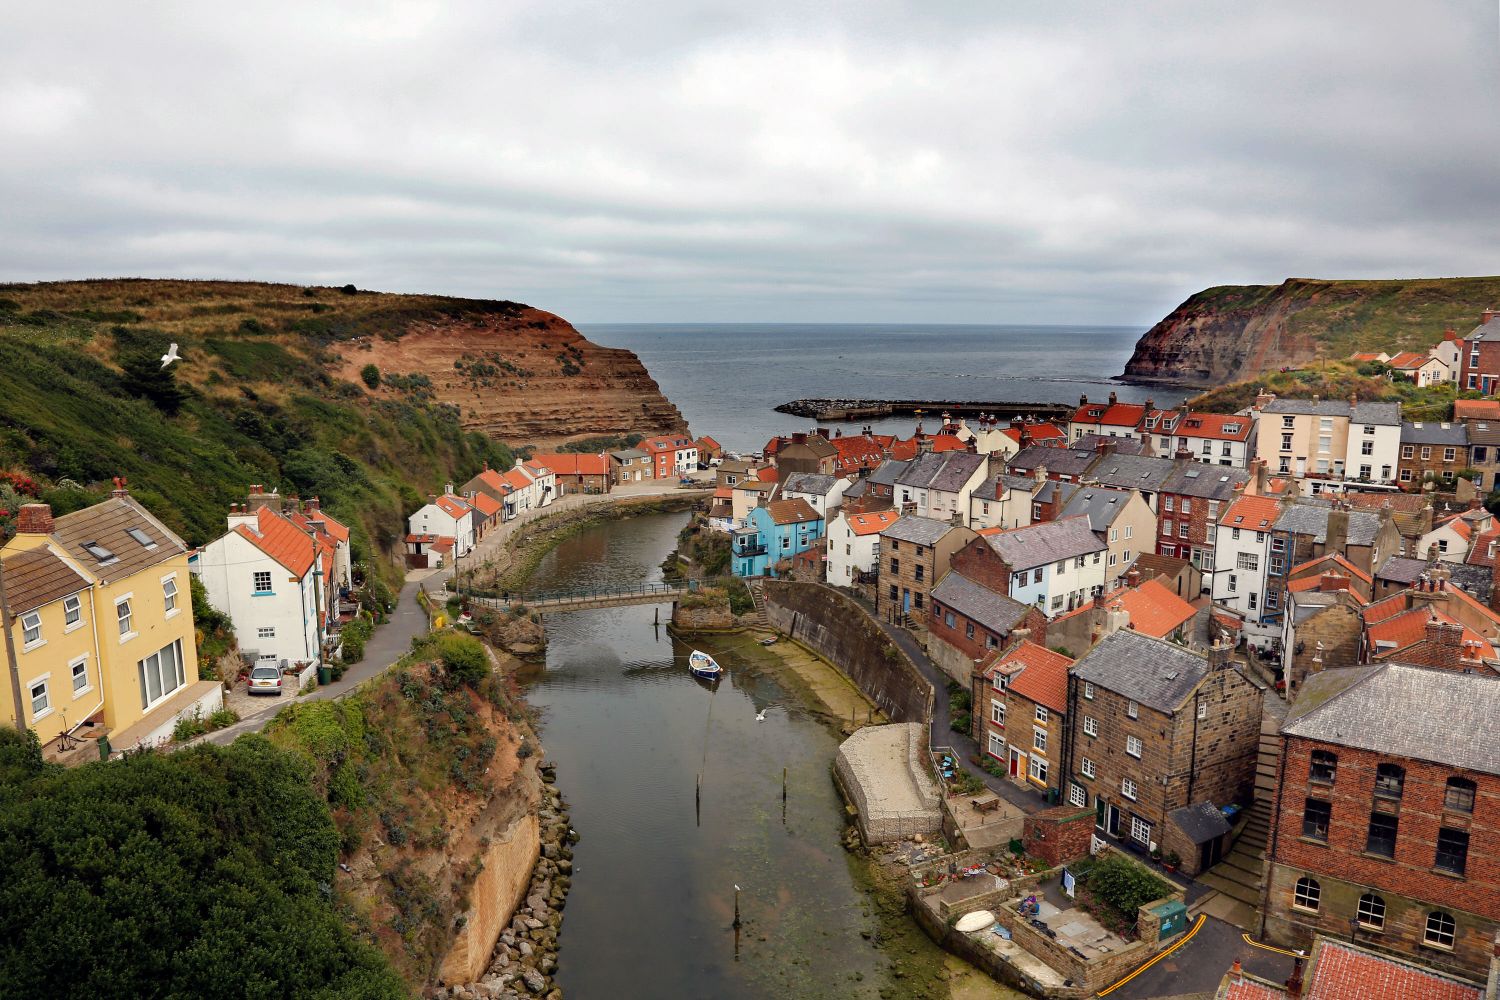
[774,398,1075,421]
[440,763,576,1000]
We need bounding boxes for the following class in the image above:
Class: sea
[579,323,1184,455]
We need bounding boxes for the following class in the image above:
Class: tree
[119,350,186,415]
[360,363,381,389]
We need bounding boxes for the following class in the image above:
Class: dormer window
[82,541,118,566]
[126,527,157,549]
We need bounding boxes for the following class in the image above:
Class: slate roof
[997,473,1036,493]
[1273,502,1382,546]
[1353,401,1401,425]
[1058,488,1137,531]
[1401,420,1468,446]
[1167,801,1231,845]
[867,459,910,488]
[1283,663,1500,775]
[896,451,984,493]
[781,473,841,498]
[610,448,647,460]
[983,516,1104,570]
[1033,481,1080,507]
[50,496,188,586]
[930,572,1033,634]
[1006,445,1098,479]
[1088,454,1177,492]
[0,547,90,616]
[881,514,954,546]
[1071,434,1148,456]
[765,498,821,526]
[1161,463,1250,500]
[1070,629,1210,713]
[1260,398,1401,425]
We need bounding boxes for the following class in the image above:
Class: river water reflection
[524,511,902,998]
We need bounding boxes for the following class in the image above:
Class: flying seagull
[160,342,181,368]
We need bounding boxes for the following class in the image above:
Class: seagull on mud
[755,708,768,722]
[160,342,182,368]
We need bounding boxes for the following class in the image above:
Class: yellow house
[0,545,100,746]
[2,488,221,755]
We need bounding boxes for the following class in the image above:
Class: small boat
[688,650,723,680]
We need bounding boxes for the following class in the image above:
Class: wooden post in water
[733,884,742,929]
[782,766,787,802]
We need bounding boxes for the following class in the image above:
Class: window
[1032,567,1043,584]
[1365,812,1398,858]
[1121,777,1137,800]
[1181,499,1192,515]
[1293,877,1321,912]
[1126,699,1138,719]
[1033,728,1048,753]
[914,593,923,611]
[1361,440,1374,456]
[888,584,898,602]
[1081,757,1096,779]
[1424,911,1456,949]
[945,611,956,628]
[162,575,178,614]
[1126,735,1142,758]
[116,597,133,639]
[1130,816,1151,845]
[1178,522,1189,538]
[1083,716,1098,737]
[1357,893,1386,930]
[1435,828,1469,876]
[257,626,276,639]
[1069,783,1086,807]
[1281,433,1294,451]
[1421,446,1431,460]
[964,621,973,639]
[252,570,273,594]
[1400,469,1413,482]
[63,594,81,628]
[1282,416,1295,429]
[1237,552,1258,571]
[1124,524,1133,539]
[137,639,186,710]
[28,677,49,719]
[1035,705,1049,724]
[126,526,157,548]
[70,657,89,694]
[992,672,1008,692]
[991,700,1005,726]
[1374,763,1405,800]
[1164,496,1174,512]
[1231,527,1241,540]
[20,612,42,647]
[988,732,1005,757]
[1475,446,1489,463]
[1083,682,1095,700]
[1445,447,1457,462]
[1028,754,1048,785]
[82,541,117,565]
[914,565,924,582]
[1445,777,1476,813]
[1302,799,1331,842]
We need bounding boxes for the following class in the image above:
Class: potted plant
[1163,851,1181,874]
[1150,845,1163,864]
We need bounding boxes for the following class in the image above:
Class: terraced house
[1398,421,1470,489]
[1143,407,1256,468]
[1250,393,1401,485]
[962,516,1108,617]
[1263,664,1500,982]
[972,640,1073,794]
[2,487,218,756]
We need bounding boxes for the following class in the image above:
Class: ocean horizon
[581,322,1183,453]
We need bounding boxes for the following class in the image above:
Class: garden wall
[762,580,932,725]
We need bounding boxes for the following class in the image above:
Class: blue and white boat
[688,650,723,680]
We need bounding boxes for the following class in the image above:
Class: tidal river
[520,511,1022,1000]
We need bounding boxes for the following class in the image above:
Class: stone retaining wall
[834,723,942,844]
[762,580,932,725]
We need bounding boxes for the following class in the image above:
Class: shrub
[360,363,380,389]
[438,633,489,688]
[172,708,207,742]
[205,708,240,731]
[1084,852,1171,919]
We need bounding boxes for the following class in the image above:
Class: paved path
[1102,915,1293,1000]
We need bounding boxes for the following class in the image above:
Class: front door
[1107,804,1122,838]
[1008,747,1021,778]
[1095,796,1106,830]
[902,589,911,613]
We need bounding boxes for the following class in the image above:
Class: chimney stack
[1125,567,1142,589]
[14,503,54,535]
[792,432,807,445]
[1253,388,1275,410]
[1426,618,1466,670]
[1033,465,1048,485]
[1482,309,1498,326]
[1286,953,1305,999]
[247,484,281,513]
[1209,637,1232,671]
[1325,509,1349,556]
[1319,572,1348,593]
[1108,391,1118,405]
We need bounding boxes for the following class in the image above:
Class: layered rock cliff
[340,306,687,447]
[1122,276,1500,387]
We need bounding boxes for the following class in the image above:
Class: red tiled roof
[1221,494,1281,532]
[235,507,316,577]
[431,537,455,553]
[1213,611,1244,631]
[1117,578,1197,639]
[1466,526,1500,567]
[469,492,503,517]
[1365,607,1496,657]
[1350,352,1384,362]
[1172,412,1253,441]
[1386,351,1432,369]
[756,465,777,481]
[713,486,733,500]
[1071,401,1146,428]
[1000,422,1067,445]
[405,532,439,544]
[1306,941,1481,1000]
[1222,979,1288,1000]
[831,435,887,472]
[696,435,721,451]
[530,453,609,476]
[1454,399,1500,420]
[847,510,900,536]
[435,494,472,519]
[1000,641,1073,714]
[1289,553,1373,585]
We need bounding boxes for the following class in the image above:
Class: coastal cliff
[1122,276,1500,387]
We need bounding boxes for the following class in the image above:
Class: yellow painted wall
[94,554,199,732]
[3,587,101,745]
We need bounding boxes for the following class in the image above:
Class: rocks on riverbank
[439,763,577,1000]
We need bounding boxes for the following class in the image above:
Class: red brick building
[1458,309,1500,394]
[528,452,612,495]
[1264,663,1500,981]
[1155,461,1250,571]
[971,640,1073,795]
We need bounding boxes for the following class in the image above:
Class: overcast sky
[3,1,1497,325]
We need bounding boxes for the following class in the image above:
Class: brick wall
[1004,687,1064,795]
[1159,491,1214,556]
[1023,806,1095,867]
[1399,440,1469,489]
[1173,666,1263,813]
[951,537,1013,593]
[880,535,937,619]
[1069,685,1178,841]
[1264,735,1500,978]
[1286,600,1362,693]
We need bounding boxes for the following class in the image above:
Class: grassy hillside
[0,280,518,589]
[1189,360,1466,422]
[1205,276,1500,360]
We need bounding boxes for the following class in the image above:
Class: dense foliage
[1076,851,1172,933]
[0,728,409,999]
[1188,359,1471,423]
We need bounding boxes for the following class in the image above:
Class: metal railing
[512,580,691,605]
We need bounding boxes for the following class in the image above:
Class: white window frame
[1028,753,1048,785]
[988,732,1004,758]
[1035,705,1048,724]
[115,593,136,643]
[19,611,43,650]
[1033,727,1047,753]
[258,626,276,640]
[991,700,1005,726]
[70,655,90,696]
[1069,783,1086,807]
[1121,777,1137,800]
[1126,735,1143,758]
[1130,815,1151,845]
[28,674,51,721]
[161,573,180,618]
[137,638,186,712]
[1293,877,1321,913]
[1083,715,1098,737]
[252,570,273,595]
[63,593,83,631]
[1083,681,1095,700]
[1127,699,1139,719]
[1081,757,1096,779]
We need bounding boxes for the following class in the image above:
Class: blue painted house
[732,498,825,577]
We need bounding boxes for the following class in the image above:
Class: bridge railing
[463,574,748,608]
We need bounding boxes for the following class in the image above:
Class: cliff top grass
[1186,275,1500,360]
[1188,359,1468,422]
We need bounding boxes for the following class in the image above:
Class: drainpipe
[0,561,24,731]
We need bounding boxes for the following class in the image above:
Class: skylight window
[126,527,157,549]
[82,541,117,565]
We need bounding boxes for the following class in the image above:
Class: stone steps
[1196,868,1263,907]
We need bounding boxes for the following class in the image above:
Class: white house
[894,451,988,524]
[407,488,476,556]
[1430,330,1462,382]
[1341,403,1403,485]
[1386,351,1450,388]
[197,504,330,668]
[781,472,851,520]
[523,461,556,506]
[968,472,1040,531]
[1211,493,1280,649]
[984,516,1108,617]
[1417,512,1475,564]
[825,509,900,588]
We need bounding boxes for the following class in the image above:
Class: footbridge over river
[469,580,695,615]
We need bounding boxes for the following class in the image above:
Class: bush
[172,708,207,742]
[360,363,380,389]
[205,708,240,731]
[1084,852,1171,919]
[438,633,489,688]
